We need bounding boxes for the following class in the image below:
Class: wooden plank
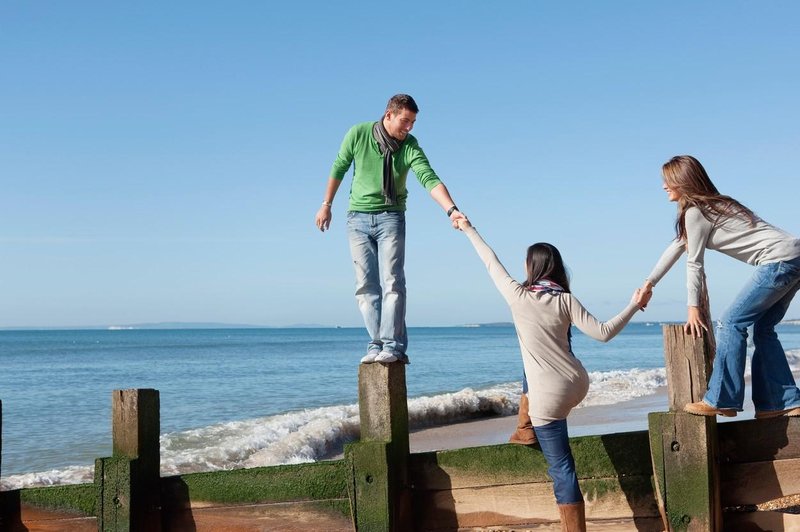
[410,431,653,491]
[410,446,551,490]
[163,500,353,532]
[18,511,96,532]
[413,478,660,530]
[718,417,800,463]
[723,510,800,531]
[459,518,665,531]
[721,457,800,506]
[661,324,713,411]
[453,518,665,531]
[160,461,350,506]
[0,495,96,532]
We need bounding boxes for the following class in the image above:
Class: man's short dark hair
[386,94,419,114]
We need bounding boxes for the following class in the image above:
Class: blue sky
[2,2,799,328]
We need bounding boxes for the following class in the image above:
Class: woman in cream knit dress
[457,218,648,531]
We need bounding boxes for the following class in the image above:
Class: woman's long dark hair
[662,155,758,241]
[522,242,573,349]
[522,242,571,292]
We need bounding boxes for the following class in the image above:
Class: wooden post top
[111,388,160,477]
[662,324,715,412]
[357,363,409,454]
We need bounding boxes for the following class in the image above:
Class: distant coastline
[0,322,306,331]
[3,319,799,331]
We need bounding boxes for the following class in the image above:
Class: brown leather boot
[509,393,537,445]
[558,502,586,532]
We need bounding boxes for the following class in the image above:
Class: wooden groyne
[2,325,800,530]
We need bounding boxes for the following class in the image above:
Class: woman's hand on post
[684,306,707,338]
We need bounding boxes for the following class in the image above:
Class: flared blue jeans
[705,256,800,412]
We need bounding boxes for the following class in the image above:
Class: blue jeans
[534,419,583,504]
[346,211,407,356]
[705,256,800,411]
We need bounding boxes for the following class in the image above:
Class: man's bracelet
[446,205,459,217]
[322,201,333,207]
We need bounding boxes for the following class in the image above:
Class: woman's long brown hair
[661,155,759,356]
[662,155,759,241]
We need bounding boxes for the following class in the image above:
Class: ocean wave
[0,465,94,490]
[582,368,667,407]
[3,356,775,491]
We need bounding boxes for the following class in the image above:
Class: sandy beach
[409,385,758,453]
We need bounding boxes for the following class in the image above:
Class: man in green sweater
[315,94,466,363]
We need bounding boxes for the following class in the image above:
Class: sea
[2,323,800,491]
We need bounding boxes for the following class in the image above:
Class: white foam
[164,404,362,473]
[1,465,94,491]
[580,368,667,407]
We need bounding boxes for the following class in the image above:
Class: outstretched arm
[682,208,714,337]
[315,178,342,232]
[430,183,467,229]
[568,293,642,343]
[637,239,685,308]
[457,219,525,306]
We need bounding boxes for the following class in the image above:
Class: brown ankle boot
[558,502,586,532]
[509,393,537,445]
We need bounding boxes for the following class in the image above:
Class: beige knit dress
[463,226,640,426]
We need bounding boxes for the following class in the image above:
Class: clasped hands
[634,281,654,311]
[450,210,468,230]
[637,281,707,337]
[454,217,471,231]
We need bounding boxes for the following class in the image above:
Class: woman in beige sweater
[457,218,648,531]
[641,155,800,418]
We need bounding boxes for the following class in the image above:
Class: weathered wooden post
[649,324,721,531]
[96,389,161,531]
[347,363,411,531]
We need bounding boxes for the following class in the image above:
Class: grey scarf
[372,120,403,206]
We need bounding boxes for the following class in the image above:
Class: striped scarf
[527,279,566,294]
[372,120,403,206]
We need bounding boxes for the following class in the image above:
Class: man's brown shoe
[684,401,737,417]
[755,407,800,419]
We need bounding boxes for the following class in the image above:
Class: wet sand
[409,385,757,453]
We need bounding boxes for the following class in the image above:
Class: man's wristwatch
[446,205,459,217]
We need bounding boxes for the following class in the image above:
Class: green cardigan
[330,121,443,212]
